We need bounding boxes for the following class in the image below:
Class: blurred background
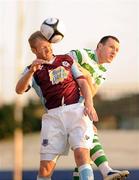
[0,0,139,179]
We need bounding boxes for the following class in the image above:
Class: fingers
[30,59,46,72]
[32,59,46,65]
[84,107,98,122]
[91,111,98,122]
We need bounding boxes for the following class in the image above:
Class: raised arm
[15,69,34,94]
[15,59,46,94]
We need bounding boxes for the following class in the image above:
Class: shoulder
[69,48,93,56]
[22,65,31,74]
[68,48,95,63]
[56,54,74,64]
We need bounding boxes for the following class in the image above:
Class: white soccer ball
[40,17,65,43]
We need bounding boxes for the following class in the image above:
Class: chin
[107,59,112,63]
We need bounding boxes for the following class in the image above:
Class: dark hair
[28,31,47,48]
[97,35,120,48]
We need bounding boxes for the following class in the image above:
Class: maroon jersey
[29,54,84,109]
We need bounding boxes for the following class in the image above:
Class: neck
[96,49,104,64]
[46,54,55,64]
[49,54,55,60]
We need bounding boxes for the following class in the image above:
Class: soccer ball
[40,17,65,43]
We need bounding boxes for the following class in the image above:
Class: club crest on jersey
[62,61,70,67]
[49,66,69,84]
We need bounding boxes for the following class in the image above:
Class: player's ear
[98,43,103,49]
[31,47,37,54]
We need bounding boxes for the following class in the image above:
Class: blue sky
[0,0,138,102]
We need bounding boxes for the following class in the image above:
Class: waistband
[46,102,84,113]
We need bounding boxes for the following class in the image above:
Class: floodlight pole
[14,1,24,180]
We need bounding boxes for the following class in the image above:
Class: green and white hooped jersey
[68,48,107,86]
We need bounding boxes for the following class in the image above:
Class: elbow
[15,86,23,94]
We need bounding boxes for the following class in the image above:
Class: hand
[84,104,98,122]
[29,59,47,73]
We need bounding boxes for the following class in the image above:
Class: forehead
[34,38,50,47]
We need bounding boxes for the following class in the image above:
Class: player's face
[32,39,53,61]
[99,38,120,63]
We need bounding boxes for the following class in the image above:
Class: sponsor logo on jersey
[49,66,69,84]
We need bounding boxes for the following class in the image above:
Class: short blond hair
[28,31,47,48]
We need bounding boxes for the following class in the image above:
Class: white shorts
[40,103,94,161]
